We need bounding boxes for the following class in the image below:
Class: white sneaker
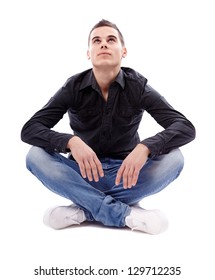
[125,206,168,234]
[43,204,86,229]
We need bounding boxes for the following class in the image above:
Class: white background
[1,0,214,279]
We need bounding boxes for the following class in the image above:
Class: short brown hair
[88,19,125,47]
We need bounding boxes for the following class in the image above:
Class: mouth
[98,52,111,56]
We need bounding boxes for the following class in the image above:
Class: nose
[100,39,108,49]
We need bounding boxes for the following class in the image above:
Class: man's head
[88,19,125,47]
[87,19,127,70]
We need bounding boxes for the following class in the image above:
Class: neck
[93,66,120,92]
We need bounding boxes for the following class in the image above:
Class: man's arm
[21,87,73,153]
[115,84,195,189]
[140,85,196,158]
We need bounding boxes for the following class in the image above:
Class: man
[21,19,195,234]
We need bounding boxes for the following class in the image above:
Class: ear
[122,47,127,58]
[87,50,91,60]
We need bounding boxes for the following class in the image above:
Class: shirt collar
[79,68,125,91]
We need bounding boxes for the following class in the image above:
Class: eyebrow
[91,35,118,41]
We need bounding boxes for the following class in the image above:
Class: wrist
[67,136,78,150]
[137,143,150,156]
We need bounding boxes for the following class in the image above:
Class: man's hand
[67,136,104,182]
[115,144,150,189]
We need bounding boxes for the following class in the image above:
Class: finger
[90,160,100,182]
[131,169,140,187]
[127,167,135,189]
[122,167,129,189]
[93,157,104,178]
[79,162,87,179]
[84,160,93,181]
[115,165,125,186]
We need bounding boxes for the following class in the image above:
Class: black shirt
[21,67,195,159]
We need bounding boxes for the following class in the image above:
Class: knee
[174,149,184,167]
[169,149,184,175]
[26,146,46,171]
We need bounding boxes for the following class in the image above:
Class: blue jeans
[26,147,184,228]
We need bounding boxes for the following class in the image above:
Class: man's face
[87,26,127,69]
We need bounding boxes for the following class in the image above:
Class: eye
[108,38,116,43]
[93,39,101,44]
